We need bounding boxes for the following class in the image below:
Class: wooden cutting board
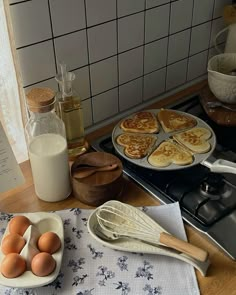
[199,85,236,126]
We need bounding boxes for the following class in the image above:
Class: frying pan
[112,109,236,174]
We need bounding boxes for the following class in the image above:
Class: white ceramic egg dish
[0,212,64,288]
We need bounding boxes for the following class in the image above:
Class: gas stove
[91,94,236,260]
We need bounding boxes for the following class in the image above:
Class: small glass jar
[25,87,71,202]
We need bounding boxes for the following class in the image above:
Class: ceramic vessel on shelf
[214,23,236,54]
[207,53,236,104]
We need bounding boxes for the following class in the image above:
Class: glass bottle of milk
[25,87,72,202]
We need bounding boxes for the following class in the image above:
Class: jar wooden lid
[71,152,124,206]
[26,87,55,112]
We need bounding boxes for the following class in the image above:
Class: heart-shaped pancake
[158,109,197,133]
[120,111,159,133]
[173,127,212,154]
[148,140,193,167]
[116,133,157,159]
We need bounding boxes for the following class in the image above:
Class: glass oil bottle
[55,63,89,160]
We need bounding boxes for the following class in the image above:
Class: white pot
[207,53,236,104]
[214,23,236,54]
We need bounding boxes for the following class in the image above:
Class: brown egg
[8,215,31,236]
[1,233,26,255]
[37,232,61,254]
[1,253,26,278]
[31,252,56,277]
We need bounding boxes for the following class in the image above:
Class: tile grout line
[164,2,172,91]
[186,0,195,83]
[142,1,146,102]
[47,0,58,88]
[83,0,94,126]
[116,0,120,113]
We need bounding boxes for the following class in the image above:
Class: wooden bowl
[71,152,124,206]
[200,85,236,126]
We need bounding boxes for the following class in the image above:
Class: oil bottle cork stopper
[26,87,55,112]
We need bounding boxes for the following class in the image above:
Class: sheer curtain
[0,0,28,163]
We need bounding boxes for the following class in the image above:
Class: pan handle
[202,157,236,174]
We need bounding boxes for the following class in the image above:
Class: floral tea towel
[0,202,200,295]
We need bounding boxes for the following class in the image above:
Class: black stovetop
[91,94,236,259]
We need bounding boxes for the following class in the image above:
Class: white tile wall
[92,88,118,123]
[167,29,191,64]
[118,12,144,52]
[90,56,118,96]
[192,0,214,26]
[187,50,208,81]
[146,0,170,9]
[118,47,143,84]
[86,0,116,27]
[143,67,166,100]
[170,0,193,34]
[144,37,168,74]
[49,0,86,37]
[190,22,212,55]
[166,59,188,90]
[119,78,143,111]
[17,41,56,86]
[9,0,24,3]
[10,0,51,48]
[88,21,117,63]
[9,0,228,132]
[117,0,145,17]
[145,4,170,43]
[54,30,88,70]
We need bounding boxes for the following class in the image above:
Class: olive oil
[55,64,88,159]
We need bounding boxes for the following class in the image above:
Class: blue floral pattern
[0,203,200,294]
[135,260,153,280]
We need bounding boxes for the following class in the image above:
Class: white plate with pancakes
[112,109,236,174]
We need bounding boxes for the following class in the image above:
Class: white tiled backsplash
[8,0,232,132]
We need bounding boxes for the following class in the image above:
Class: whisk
[96,200,208,262]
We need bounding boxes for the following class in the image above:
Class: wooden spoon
[73,163,118,179]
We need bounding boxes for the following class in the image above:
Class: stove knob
[201,173,224,195]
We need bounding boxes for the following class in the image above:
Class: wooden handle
[160,232,208,262]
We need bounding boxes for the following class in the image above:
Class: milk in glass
[25,87,71,202]
[29,134,71,201]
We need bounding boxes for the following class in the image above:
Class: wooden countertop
[1,80,236,295]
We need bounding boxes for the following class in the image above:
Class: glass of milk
[25,87,71,202]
